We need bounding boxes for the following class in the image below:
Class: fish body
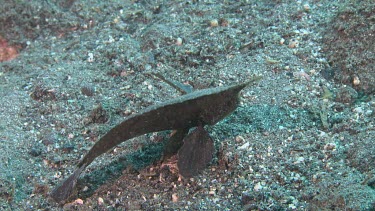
[50,77,261,203]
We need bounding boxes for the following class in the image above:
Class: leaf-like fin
[177,126,214,178]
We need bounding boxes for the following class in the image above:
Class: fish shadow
[75,141,164,200]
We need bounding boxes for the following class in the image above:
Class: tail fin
[49,164,86,204]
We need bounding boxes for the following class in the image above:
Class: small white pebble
[280,38,285,45]
[82,186,89,192]
[210,19,219,27]
[176,37,183,46]
[353,107,363,114]
[172,193,178,202]
[98,197,104,205]
[294,157,305,164]
[353,75,360,85]
[254,182,262,191]
[87,52,94,62]
[238,142,250,150]
[74,198,84,205]
[235,135,245,143]
[303,4,311,12]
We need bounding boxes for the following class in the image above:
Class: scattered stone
[81,85,95,96]
[84,104,109,124]
[0,178,14,202]
[335,86,358,104]
[30,84,56,101]
[29,147,42,157]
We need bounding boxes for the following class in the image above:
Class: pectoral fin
[177,126,214,178]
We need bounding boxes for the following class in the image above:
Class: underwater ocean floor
[0,0,374,210]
